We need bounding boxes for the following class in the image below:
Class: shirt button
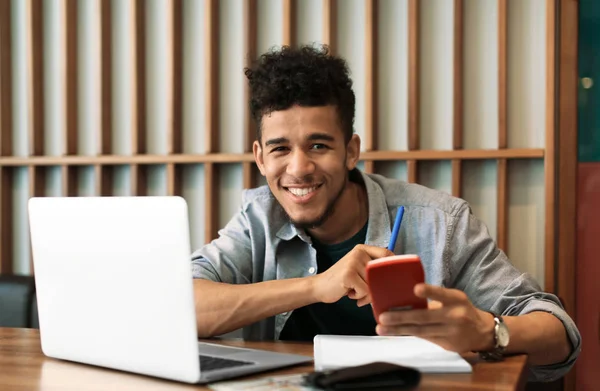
[308,267,316,274]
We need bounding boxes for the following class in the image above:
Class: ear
[345,134,361,170]
[253,140,266,176]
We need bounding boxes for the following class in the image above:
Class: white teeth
[288,186,317,197]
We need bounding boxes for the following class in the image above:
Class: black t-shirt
[279,223,377,341]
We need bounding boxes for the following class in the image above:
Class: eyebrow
[307,133,335,142]
[265,137,288,147]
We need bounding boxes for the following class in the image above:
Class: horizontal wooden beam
[0,149,545,166]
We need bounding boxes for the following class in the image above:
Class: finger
[428,300,443,310]
[379,307,448,326]
[356,297,371,307]
[355,244,395,261]
[345,274,370,301]
[376,323,449,338]
[414,284,467,305]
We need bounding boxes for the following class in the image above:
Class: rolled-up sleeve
[447,202,581,382]
[191,199,253,284]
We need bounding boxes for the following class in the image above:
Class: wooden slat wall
[407,0,419,184]
[544,0,557,295]
[282,0,296,48]
[363,0,377,174]
[556,1,578,389]
[99,0,113,196]
[322,0,336,54]
[0,0,562,291]
[133,0,147,197]
[30,0,43,157]
[167,0,183,197]
[204,0,219,244]
[451,0,463,198]
[0,0,13,275]
[497,0,508,252]
[243,0,257,190]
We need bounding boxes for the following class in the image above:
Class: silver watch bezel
[494,315,510,351]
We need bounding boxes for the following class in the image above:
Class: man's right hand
[310,244,394,307]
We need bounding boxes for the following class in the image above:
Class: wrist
[306,275,321,304]
[476,310,496,352]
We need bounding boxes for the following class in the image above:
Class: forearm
[502,312,571,365]
[193,278,317,338]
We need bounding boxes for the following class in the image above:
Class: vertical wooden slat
[544,0,557,295]
[65,0,78,155]
[167,0,182,195]
[0,0,13,273]
[322,0,337,54]
[100,0,112,156]
[204,0,219,242]
[496,159,508,251]
[498,0,508,151]
[0,168,13,275]
[61,165,78,196]
[407,0,419,183]
[497,0,508,252]
[364,0,378,175]
[451,0,463,198]
[205,0,218,155]
[131,164,148,196]
[28,166,44,197]
[167,164,183,196]
[557,1,577,390]
[135,0,146,156]
[0,0,12,157]
[204,162,218,242]
[453,0,464,152]
[243,164,256,190]
[98,1,112,199]
[282,0,295,47]
[28,166,45,272]
[451,160,462,197]
[133,0,146,195]
[96,165,113,196]
[242,0,257,190]
[171,0,182,156]
[31,0,44,156]
[407,160,418,184]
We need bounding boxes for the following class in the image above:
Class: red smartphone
[366,254,428,321]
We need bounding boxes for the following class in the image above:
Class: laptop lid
[29,196,202,383]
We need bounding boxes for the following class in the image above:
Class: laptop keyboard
[199,354,254,371]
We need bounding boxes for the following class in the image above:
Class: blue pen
[387,206,405,252]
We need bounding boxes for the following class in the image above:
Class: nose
[286,149,316,178]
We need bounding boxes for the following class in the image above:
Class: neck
[307,180,368,245]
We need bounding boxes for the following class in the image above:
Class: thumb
[428,300,443,310]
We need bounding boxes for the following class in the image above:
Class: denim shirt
[191,170,581,382]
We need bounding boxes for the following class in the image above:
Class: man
[191,45,580,382]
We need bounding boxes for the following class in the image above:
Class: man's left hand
[376,284,495,353]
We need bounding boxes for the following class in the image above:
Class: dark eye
[270,146,288,153]
[311,144,328,150]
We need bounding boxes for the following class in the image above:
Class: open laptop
[28,196,312,384]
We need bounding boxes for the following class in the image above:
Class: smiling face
[253,105,360,229]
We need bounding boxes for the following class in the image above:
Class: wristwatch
[479,314,510,361]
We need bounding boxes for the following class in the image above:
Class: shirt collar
[275,169,391,247]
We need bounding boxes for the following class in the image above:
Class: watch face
[497,323,510,347]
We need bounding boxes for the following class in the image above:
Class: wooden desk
[0,328,528,390]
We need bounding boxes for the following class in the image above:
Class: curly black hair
[245,44,355,143]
